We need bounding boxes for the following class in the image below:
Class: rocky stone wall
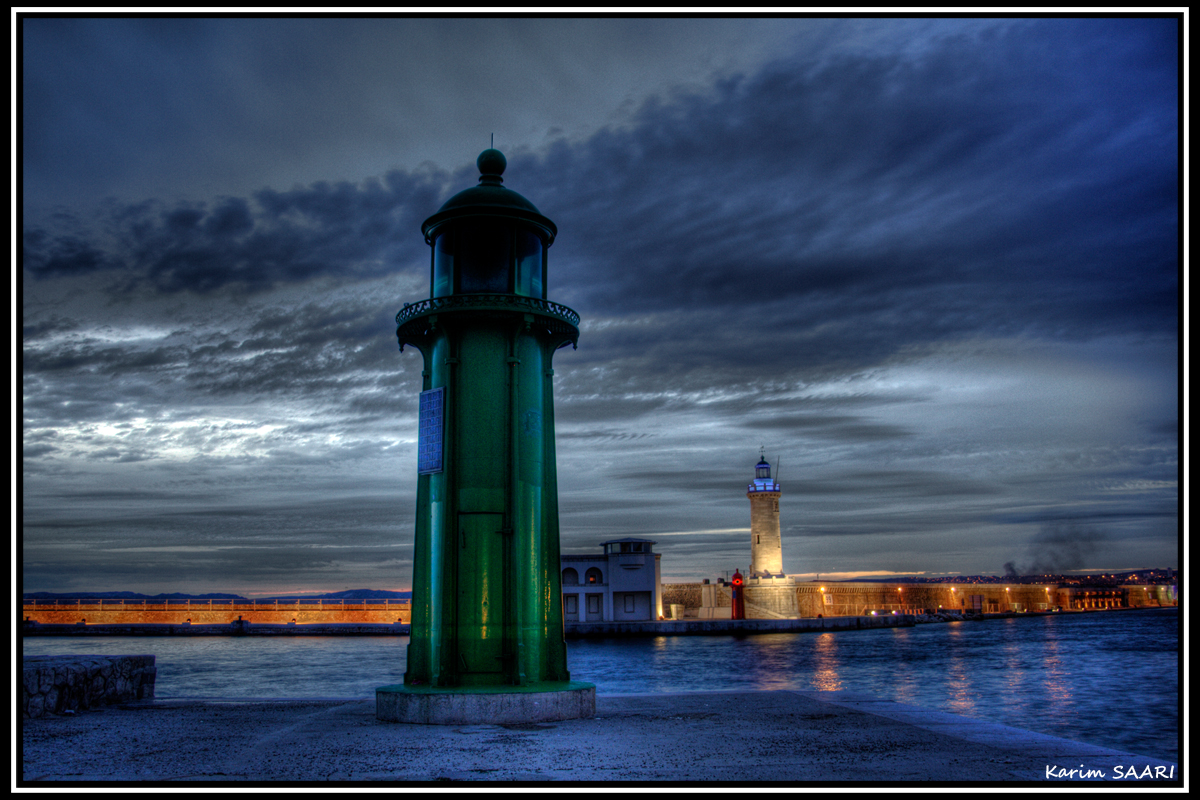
[22,655,156,718]
[744,583,799,617]
[794,582,1070,617]
[661,583,703,609]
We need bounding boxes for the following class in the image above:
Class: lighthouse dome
[421,149,557,245]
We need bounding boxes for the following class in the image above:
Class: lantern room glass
[432,233,453,297]
[514,228,543,298]
[432,223,545,298]
[457,221,510,294]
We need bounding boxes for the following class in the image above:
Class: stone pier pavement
[19,690,1180,784]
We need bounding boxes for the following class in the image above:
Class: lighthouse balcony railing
[397,294,580,327]
[747,481,780,493]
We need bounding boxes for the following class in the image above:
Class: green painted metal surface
[396,151,579,690]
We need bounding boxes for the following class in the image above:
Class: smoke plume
[1005,520,1107,577]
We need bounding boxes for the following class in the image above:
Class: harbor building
[561,538,662,622]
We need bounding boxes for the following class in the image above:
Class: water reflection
[889,629,917,705]
[1041,621,1072,714]
[1000,619,1028,699]
[943,623,975,715]
[810,633,841,691]
[741,634,795,691]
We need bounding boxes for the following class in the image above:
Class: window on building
[624,595,635,613]
[585,567,603,584]
[587,595,601,614]
[564,595,577,615]
[562,568,579,586]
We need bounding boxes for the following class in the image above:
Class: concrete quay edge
[564,615,912,637]
[19,688,1180,784]
[376,681,596,724]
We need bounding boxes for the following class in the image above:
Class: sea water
[21,608,1179,763]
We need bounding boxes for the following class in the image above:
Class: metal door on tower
[456,512,506,677]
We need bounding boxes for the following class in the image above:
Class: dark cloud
[525,20,1177,376]
[24,171,443,294]
[21,17,807,213]
[606,466,755,496]
[21,228,117,276]
[555,397,672,425]
[23,488,414,550]
[556,429,658,443]
[990,508,1179,529]
[741,414,914,442]
[24,20,1177,355]
[22,443,58,459]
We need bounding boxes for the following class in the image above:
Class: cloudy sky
[19,15,1181,595]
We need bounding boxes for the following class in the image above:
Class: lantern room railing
[396,294,580,328]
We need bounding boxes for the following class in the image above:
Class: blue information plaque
[417,387,445,475]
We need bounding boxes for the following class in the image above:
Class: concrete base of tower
[375,681,596,724]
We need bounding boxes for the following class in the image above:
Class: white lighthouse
[747,455,783,577]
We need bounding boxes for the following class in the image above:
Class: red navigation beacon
[730,570,746,620]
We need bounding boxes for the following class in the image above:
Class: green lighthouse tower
[377,149,595,724]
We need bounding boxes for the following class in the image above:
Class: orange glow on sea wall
[790,583,1169,617]
[22,600,412,626]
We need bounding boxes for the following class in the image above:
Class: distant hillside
[23,589,411,601]
[23,591,249,600]
[259,589,412,601]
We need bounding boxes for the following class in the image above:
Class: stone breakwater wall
[22,600,411,626]
[791,582,1175,616]
[22,655,156,719]
[24,621,410,636]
